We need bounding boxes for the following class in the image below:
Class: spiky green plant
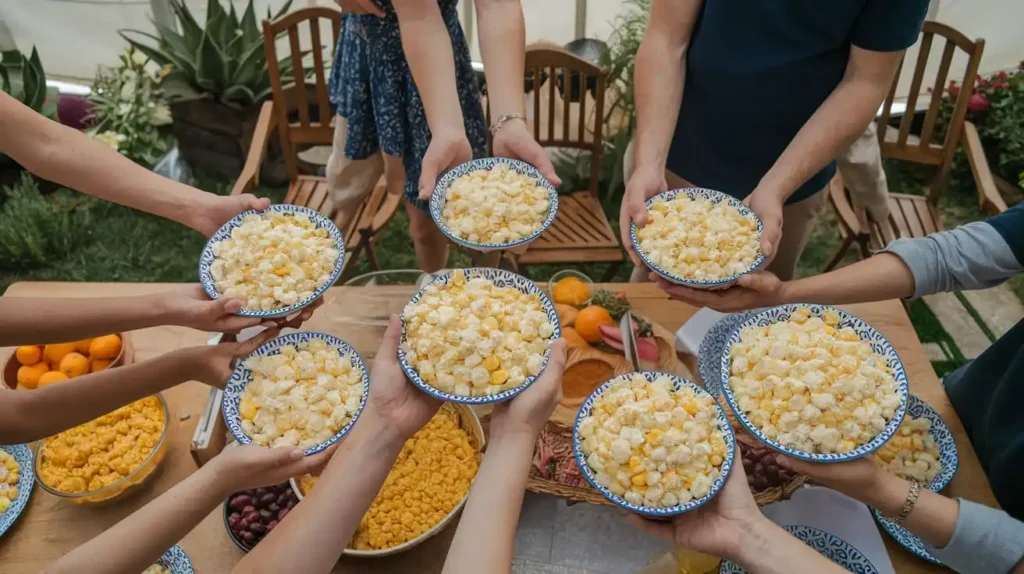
[0,47,58,119]
[119,0,295,109]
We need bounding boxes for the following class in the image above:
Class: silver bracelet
[488,113,526,135]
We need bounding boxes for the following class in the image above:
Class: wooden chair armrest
[828,173,866,235]
[230,101,277,196]
[962,121,1008,215]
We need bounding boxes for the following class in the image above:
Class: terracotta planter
[170,99,263,179]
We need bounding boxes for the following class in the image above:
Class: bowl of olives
[223,482,298,551]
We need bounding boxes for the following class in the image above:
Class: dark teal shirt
[669,0,929,204]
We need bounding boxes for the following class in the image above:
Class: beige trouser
[325,116,406,226]
[836,122,890,222]
[624,140,827,283]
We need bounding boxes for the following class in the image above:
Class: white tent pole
[575,0,587,39]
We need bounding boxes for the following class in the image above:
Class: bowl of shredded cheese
[631,188,765,290]
[573,371,736,517]
[35,394,169,504]
[721,304,909,463]
[222,331,369,456]
[399,268,561,404]
[144,545,193,574]
[290,403,484,556]
[872,394,958,491]
[199,204,345,318]
[429,158,558,253]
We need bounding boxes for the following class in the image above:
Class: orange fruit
[43,342,78,365]
[37,371,69,387]
[15,346,43,366]
[562,327,591,348]
[574,305,615,344]
[59,352,90,378]
[17,363,49,389]
[74,339,94,355]
[90,359,114,373]
[552,277,591,306]
[88,334,122,360]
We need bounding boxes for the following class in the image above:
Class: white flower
[149,103,172,126]
[119,80,137,102]
[92,130,127,150]
[130,50,149,67]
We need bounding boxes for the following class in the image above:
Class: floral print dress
[328,0,489,211]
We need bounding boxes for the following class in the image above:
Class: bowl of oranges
[3,333,130,391]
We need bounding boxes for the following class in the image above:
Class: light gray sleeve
[924,499,1024,574]
[880,221,1023,299]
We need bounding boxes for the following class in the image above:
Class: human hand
[744,189,783,259]
[159,286,324,334]
[190,193,271,238]
[364,315,442,440]
[491,119,562,187]
[649,271,784,312]
[417,128,474,201]
[210,443,337,493]
[620,164,668,266]
[334,0,385,16]
[627,446,762,559]
[774,453,885,505]
[181,328,281,389]
[489,339,567,441]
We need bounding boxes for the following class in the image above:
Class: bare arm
[0,91,267,236]
[393,0,464,134]
[734,517,850,574]
[474,0,525,119]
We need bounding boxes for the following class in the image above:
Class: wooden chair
[231,7,400,277]
[501,48,624,278]
[826,21,1007,270]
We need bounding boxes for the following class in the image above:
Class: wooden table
[0,282,998,573]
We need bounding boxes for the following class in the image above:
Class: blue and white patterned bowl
[900,394,959,492]
[720,525,879,573]
[572,372,736,518]
[697,310,759,398]
[222,332,369,456]
[0,444,33,539]
[720,304,909,463]
[872,509,943,566]
[399,268,562,405]
[630,188,766,290]
[429,158,559,253]
[157,545,194,573]
[199,204,346,318]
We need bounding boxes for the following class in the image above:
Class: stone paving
[923,283,1024,360]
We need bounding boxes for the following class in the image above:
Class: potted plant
[120,0,295,177]
[0,47,60,196]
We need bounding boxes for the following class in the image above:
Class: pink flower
[968,92,989,113]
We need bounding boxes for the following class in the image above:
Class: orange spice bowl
[2,333,133,391]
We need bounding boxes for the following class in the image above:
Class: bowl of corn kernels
[199,204,345,318]
[399,268,561,404]
[631,188,765,290]
[871,394,958,491]
[290,403,484,556]
[222,331,369,456]
[34,394,169,505]
[573,371,736,517]
[721,304,909,463]
[429,158,558,253]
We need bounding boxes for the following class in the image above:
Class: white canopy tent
[0,0,1019,99]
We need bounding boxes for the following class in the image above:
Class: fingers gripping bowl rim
[720,304,910,463]
[398,268,562,405]
[429,157,559,253]
[630,188,767,290]
[221,331,370,456]
[572,371,737,518]
[199,204,346,319]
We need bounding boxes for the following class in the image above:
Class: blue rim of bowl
[696,310,759,398]
[221,332,369,456]
[720,525,879,573]
[630,188,767,289]
[903,394,959,492]
[429,158,559,252]
[199,204,346,318]
[158,544,194,573]
[398,268,562,405]
[872,508,943,565]
[719,304,909,463]
[0,444,33,539]
[571,371,736,517]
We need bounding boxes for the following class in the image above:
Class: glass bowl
[548,269,594,307]
[34,393,169,505]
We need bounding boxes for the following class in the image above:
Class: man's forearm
[732,516,849,574]
[475,0,525,118]
[46,465,225,574]
[394,1,465,133]
[0,294,172,347]
[779,252,915,305]
[236,408,405,574]
[443,430,534,573]
[632,30,687,171]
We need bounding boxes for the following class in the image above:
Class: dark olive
[259,509,273,520]
[242,505,255,514]
[238,518,249,531]
[249,522,267,534]
[240,531,256,544]
[278,507,290,521]
[229,495,254,511]
[268,520,280,531]
[268,503,281,512]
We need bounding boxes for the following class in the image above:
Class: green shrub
[0,174,89,268]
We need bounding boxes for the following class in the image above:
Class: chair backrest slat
[309,22,330,122]
[896,31,933,147]
[918,39,956,148]
[286,25,309,127]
